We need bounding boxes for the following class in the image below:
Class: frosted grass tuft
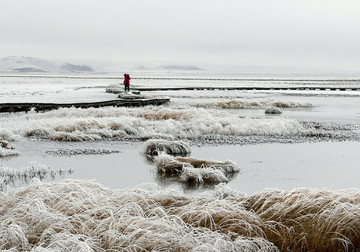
[143,139,191,159]
[0,106,337,143]
[155,154,239,185]
[0,148,19,157]
[193,98,312,109]
[265,107,282,114]
[0,140,19,157]
[180,167,228,184]
[1,179,360,251]
[0,163,73,191]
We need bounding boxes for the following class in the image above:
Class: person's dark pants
[125,84,130,92]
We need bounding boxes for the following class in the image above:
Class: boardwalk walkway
[133,86,360,91]
[1,85,359,113]
[0,97,170,113]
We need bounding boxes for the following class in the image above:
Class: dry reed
[0,140,19,157]
[244,188,360,251]
[194,99,312,110]
[2,180,360,251]
[1,106,322,143]
[265,107,282,114]
[143,139,191,159]
[155,154,240,185]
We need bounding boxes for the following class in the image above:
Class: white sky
[1,0,360,72]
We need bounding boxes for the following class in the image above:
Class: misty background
[1,0,360,74]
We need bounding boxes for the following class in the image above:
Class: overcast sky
[1,0,360,72]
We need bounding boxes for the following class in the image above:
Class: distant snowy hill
[0,56,204,74]
[159,65,202,70]
[0,56,95,74]
[61,63,94,72]
[134,64,203,71]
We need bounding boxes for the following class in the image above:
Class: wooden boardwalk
[1,85,359,113]
[133,86,360,91]
[0,97,170,113]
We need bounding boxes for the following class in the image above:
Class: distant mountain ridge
[135,64,202,71]
[0,56,94,74]
[61,63,94,72]
[160,65,202,70]
[0,56,204,74]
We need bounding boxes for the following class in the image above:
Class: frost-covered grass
[174,156,240,173]
[0,140,19,157]
[0,106,329,143]
[1,179,360,251]
[193,99,312,109]
[155,153,239,185]
[143,139,191,158]
[44,148,120,156]
[0,162,73,191]
[0,106,358,144]
[265,107,282,114]
[0,147,19,157]
[180,166,228,184]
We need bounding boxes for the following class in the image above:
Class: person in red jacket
[123,73,130,92]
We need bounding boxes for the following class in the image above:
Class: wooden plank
[133,86,360,91]
[0,97,170,113]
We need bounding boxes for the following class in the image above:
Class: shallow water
[2,140,359,194]
[192,141,360,193]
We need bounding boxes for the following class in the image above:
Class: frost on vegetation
[193,99,313,109]
[2,179,360,251]
[180,167,228,184]
[143,139,191,159]
[0,162,73,191]
[45,148,120,156]
[265,106,282,114]
[300,121,360,140]
[0,129,21,142]
[0,140,19,157]
[0,106,357,143]
[0,148,19,158]
[155,153,240,185]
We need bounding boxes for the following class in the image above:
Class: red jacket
[124,74,130,85]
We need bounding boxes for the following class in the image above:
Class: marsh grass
[193,99,312,109]
[0,106,326,143]
[265,107,282,114]
[155,154,239,185]
[0,140,19,157]
[244,188,360,251]
[2,180,360,251]
[0,162,73,191]
[143,139,191,159]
